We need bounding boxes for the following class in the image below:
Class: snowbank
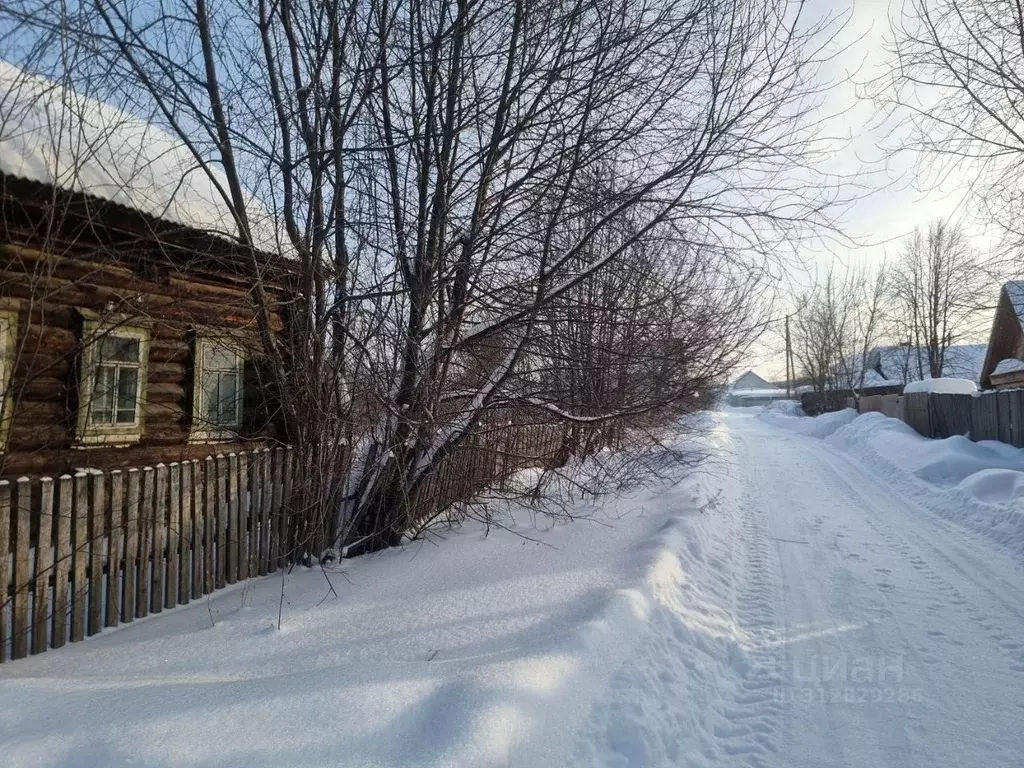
[758,405,857,438]
[768,409,1024,555]
[903,377,978,395]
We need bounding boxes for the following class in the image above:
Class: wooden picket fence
[0,447,292,662]
[0,421,571,663]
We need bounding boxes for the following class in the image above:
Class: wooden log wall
[0,242,286,477]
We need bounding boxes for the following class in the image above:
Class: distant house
[727,370,789,406]
[980,282,1024,389]
[844,344,987,395]
[0,61,288,476]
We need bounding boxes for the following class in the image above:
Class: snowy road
[723,410,1024,768]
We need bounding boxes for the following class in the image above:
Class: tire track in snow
[733,413,1024,767]
[811,447,1024,677]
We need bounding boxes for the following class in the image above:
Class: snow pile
[762,399,804,417]
[758,405,857,438]
[0,60,281,253]
[903,377,977,395]
[772,409,1024,555]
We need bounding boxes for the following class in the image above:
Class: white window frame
[190,334,245,443]
[75,312,150,447]
[0,301,20,452]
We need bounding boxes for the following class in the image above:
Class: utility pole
[785,313,792,398]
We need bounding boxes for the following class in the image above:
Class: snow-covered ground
[2,409,1023,767]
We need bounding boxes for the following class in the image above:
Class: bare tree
[887,219,983,379]
[1,0,842,557]
[791,264,887,409]
[882,0,1024,251]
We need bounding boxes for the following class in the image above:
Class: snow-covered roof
[730,388,789,399]
[992,358,1024,376]
[731,370,779,392]
[844,344,987,389]
[0,60,281,254]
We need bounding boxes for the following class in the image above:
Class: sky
[746,0,1001,381]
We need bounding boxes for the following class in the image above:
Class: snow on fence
[0,423,568,663]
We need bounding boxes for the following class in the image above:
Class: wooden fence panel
[259,450,271,575]
[1,434,534,663]
[88,474,104,636]
[998,391,1014,444]
[33,478,54,654]
[151,465,167,614]
[1008,390,1024,448]
[107,471,123,627]
[226,454,238,585]
[123,469,139,624]
[12,478,31,659]
[166,463,180,609]
[137,467,154,619]
[203,458,215,594]
[902,392,931,437]
[216,455,228,589]
[971,394,1000,442]
[238,453,249,581]
[52,476,71,648]
[179,461,191,606]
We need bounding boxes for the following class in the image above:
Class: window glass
[100,336,140,363]
[89,333,142,426]
[198,340,242,432]
[116,368,139,423]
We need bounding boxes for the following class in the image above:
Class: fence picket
[123,469,140,623]
[204,457,216,593]
[166,463,180,609]
[137,467,154,619]
[257,450,269,575]
[0,482,10,661]
[280,448,291,569]
[151,465,167,614]
[88,474,104,637]
[33,478,54,654]
[106,472,123,627]
[190,461,203,600]
[180,462,192,605]
[216,456,229,589]
[237,453,249,581]
[51,476,71,648]
[11,478,31,659]
[269,449,282,572]
[71,473,88,642]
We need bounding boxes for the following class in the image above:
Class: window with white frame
[0,305,18,451]
[76,315,150,446]
[191,336,244,440]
